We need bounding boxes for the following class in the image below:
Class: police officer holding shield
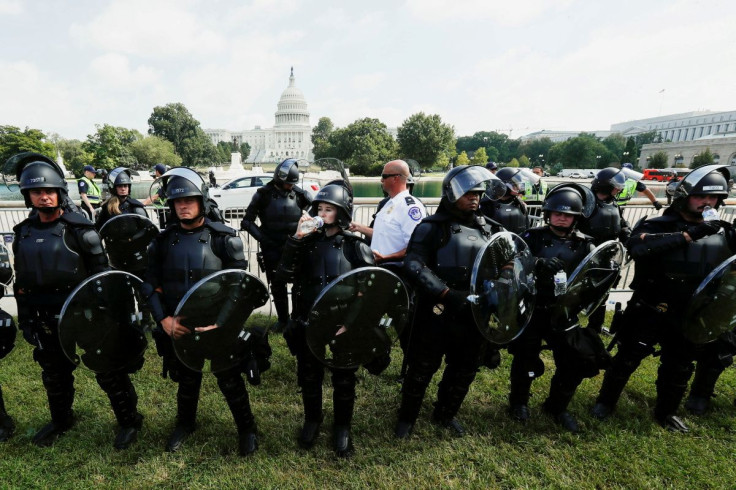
[508,184,596,432]
[141,168,260,455]
[277,180,375,457]
[592,165,736,432]
[395,165,505,438]
[577,168,632,333]
[11,155,143,448]
[96,167,148,230]
[480,167,533,234]
[241,159,312,331]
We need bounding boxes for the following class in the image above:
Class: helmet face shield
[674,164,730,201]
[274,159,300,184]
[446,166,505,202]
[157,167,207,201]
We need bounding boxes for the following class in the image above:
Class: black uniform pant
[167,351,255,433]
[397,307,484,424]
[263,247,290,323]
[687,331,736,401]
[596,298,697,419]
[508,312,587,415]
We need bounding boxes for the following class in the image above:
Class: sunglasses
[381,173,403,179]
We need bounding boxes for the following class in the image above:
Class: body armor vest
[435,222,491,289]
[581,200,622,244]
[14,220,88,302]
[660,232,731,283]
[527,228,590,299]
[301,235,355,307]
[260,188,304,238]
[482,199,528,234]
[119,198,148,217]
[160,227,223,311]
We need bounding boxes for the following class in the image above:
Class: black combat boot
[114,413,143,450]
[166,374,201,452]
[333,424,353,458]
[0,390,15,442]
[32,413,75,447]
[96,372,142,450]
[34,371,75,447]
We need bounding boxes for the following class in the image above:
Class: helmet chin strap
[549,222,575,235]
[36,206,60,215]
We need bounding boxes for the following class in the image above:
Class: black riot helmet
[273,158,300,186]
[541,183,595,231]
[16,157,69,209]
[310,179,353,228]
[159,167,210,221]
[107,167,133,197]
[672,164,730,209]
[494,167,538,197]
[442,165,506,203]
[591,167,627,197]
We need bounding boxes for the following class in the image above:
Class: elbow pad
[404,258,447,298]
[627,233,686,260]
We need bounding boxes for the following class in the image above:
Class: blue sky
[1,0,735,141]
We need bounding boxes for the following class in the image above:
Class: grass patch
[2,313,736,488]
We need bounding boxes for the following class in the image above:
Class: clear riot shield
[99,214,159,274]
[307,267,409,369]
[550,240,625,328]
[0,242,13,287]
[469,232,537,344]
[684,255,736,344]
[58,271,147,373]
[173,270,269,373]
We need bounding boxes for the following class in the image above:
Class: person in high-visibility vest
[523,167,548,202]
[78,165,101,221]
[615,163,662,210]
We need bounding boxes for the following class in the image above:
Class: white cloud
[405,0,576,26]
[350,72,386,91]
[0,0,21,15]
[89,53,162,89]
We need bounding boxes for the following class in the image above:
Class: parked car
[210,174,273,211]
[569,172,583,179]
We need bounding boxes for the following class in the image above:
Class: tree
[397,112,456,168]
[547,133,612,169]
[518,155,531,168]
[129,135,182,169]
[239,142,251,160]
[470,147,488,165]
[148,103,216,166]
[456,151,470,166]
[82,124,142,171]
[647,151,668,169]
[327,118,398,174]
[691,148,715,168]
[602,133,626,163]
[517,137,554,166]
[507,158,520,168]
[457,131,517,163]
[311,117,334,160]
[55,139,93,176]
[0,125,56,166]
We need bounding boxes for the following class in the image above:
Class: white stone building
[204,68,313,163]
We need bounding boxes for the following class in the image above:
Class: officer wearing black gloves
[141,167,260,455]
[480,167,533,234]
[508,184,596,432]
[96,167,148,229]
[395,165,506,439]
[276,180,374,458]
[241,159,312,331]
[11,155,143,449]
[578,167,632,333]
[591,165,736,432]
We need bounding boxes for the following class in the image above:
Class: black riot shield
[99,214,158,275]
[0,242,12,287]
[307,267,410,369]
[173,270,269,373]
[58,271,147,373]
[469,232,537,344]
[550,240,625,328]
[684,255,736,344]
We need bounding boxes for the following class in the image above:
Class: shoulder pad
[13,217,33,234]
[423,212,448,224]
[205,220,237,236]
[127,198,145,209]
[60,212,94,228]
[405,196,416,205]
[571,230,592,241]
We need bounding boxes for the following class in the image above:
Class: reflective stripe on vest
[615,180,637,206]
[80,176,102,204]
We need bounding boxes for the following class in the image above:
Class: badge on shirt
[408,206,422,221]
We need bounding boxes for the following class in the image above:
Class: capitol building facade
[204,68,313,163]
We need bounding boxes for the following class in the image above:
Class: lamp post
[622,151,629,163]
[596,155,601,169]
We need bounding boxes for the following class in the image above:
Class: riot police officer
[0,251,15,441]
[241,159,312,331]
[395,165,505,438]
[12,155,143,448]
[577,167,632,333]
[141,168,260,455]
[277,180,374,457]
[508,184,597,432]
[591,165,736,432]
[480,167,533,234]
[96,167,148,229]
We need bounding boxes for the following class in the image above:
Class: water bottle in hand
[299,215,324,235]
[553,271,567,296]
[702,205,718,222]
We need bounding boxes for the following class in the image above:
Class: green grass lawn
[2,313,736,488]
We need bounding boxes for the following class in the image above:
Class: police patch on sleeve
[404,196,415,205]
[408,206,422,221]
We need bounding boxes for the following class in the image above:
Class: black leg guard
[543,373,584,415]
[271,280,290,324]
[176,370,202,427]
[41,365,75,426]
[398,358,439,424]
[654,360,694,421]
[216,372,255,433]
[297,353,325,422]
[95,372,140,428]
[433,365,477,422]
[0,385,14,442]
[595,344,649,408]
[332,369,357,427]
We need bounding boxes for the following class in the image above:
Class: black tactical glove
[444,289,470,311]
[18,319,38,346]
[686,221,720,241]
[653,201,663,210]
[536,257,565,275]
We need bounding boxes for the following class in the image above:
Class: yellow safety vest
[80,176,101,204]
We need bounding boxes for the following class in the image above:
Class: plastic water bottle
[553,271,567,296]
[702,205,718,222]
[299,215,324,234]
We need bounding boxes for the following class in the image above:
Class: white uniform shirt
[372,190,427,264]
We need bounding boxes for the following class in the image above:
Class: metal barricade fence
[1,204,735,299]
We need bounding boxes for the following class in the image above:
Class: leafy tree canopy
[470,147,488,165]
[129,135,182,169]
[456,151,470,166]
[327,118,398,174]
[82,124,142,171]
[647,151,669,169]
[0,125,55,167]
[311,117,334,160]
[397,112,456,168]
[148,102,216,166]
